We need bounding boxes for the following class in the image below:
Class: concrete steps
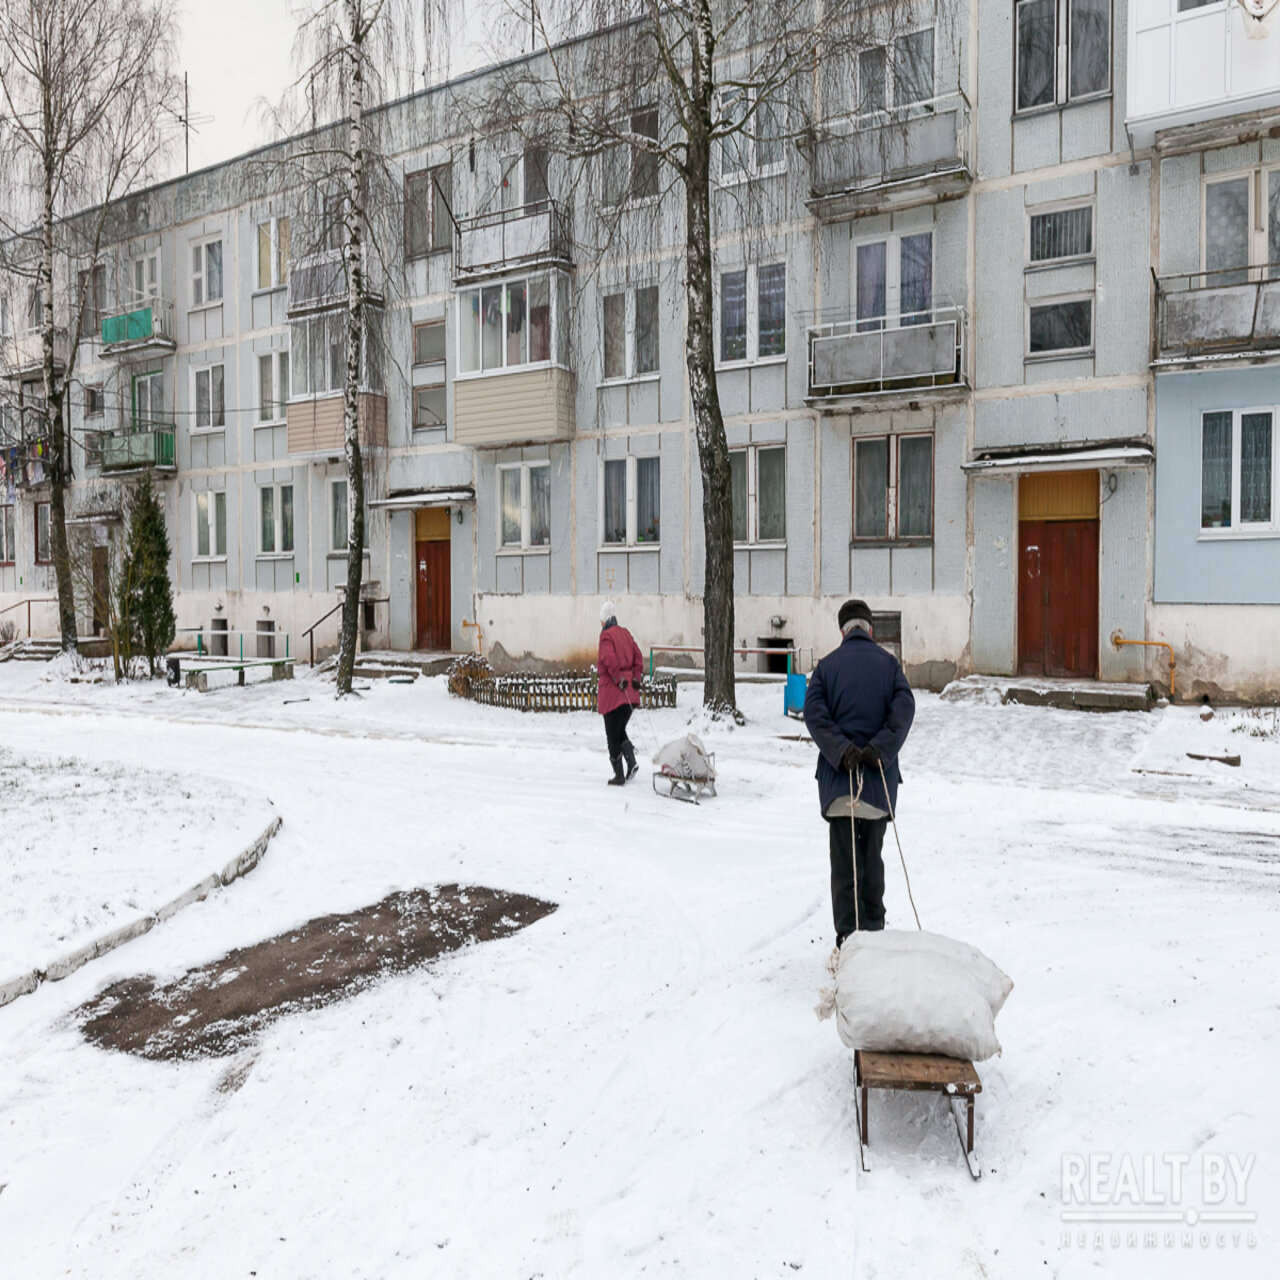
[0,638,63,663]
[942,675,1157,713]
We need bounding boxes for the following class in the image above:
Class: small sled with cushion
[651,734,717,804]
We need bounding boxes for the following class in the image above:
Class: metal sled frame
[651,754,717,805]
[854,1049,982,1180]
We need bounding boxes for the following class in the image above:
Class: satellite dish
[1239,0,1280,39]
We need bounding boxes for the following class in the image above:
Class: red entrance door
[1018,519,1099,678]
[416,538,451,651]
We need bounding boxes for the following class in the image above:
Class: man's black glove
[839,743,881,772]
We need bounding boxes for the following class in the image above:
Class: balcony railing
[1,437,53,487]
[99,421,176,472]
[454,200,572,281]
[287,249,384,316]
[100,297,175,354]
[1155,265,1280,363]
[808,94,972,219]
[2,328,70,380]
[807,306,967,400]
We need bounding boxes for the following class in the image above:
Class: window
[195,491,227,558]
[1201,169,1280,285]
[290,311,383,395]
[720,264,786,364]
[194,364,226,430]
[718,86,787,181]
[602,108,659,205]
[77,265,105,339]
[256,217,290,290]
[259,484,295,554]
[258,351,290,422]
[1016,0,1110,112]
[414,320,446,365]
[834,27,934,119]
[330,479,348,552]
[129,251,159,302]
[853,434,934,541]
[134,370,163,424]
[26,286,43,332]
[601,456,661,547]
[730,445,786,544]
[405,164,453,258]
[192,239,223,306]
[602,284,660,381]
[893,29,935,107]
[855,232,933,330]
[85,385,104,418]
[499,148,549,210]
[497,461,551,550]
[457,272,564,374]
[412,320,446,429]
[1201,408,1278,533]
[1029,205,1093,264]
[0,505,13,563]
[1028,296,1093,356]
[35,502,51,563]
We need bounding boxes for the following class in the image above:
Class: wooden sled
[854,1049,982,1180]
[652,766,717,804]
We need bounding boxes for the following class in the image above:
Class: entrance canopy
[963,446,1153,474]
[369,486,476,509]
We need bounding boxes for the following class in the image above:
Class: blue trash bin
[784,671,807,718]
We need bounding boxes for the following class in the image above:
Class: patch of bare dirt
[78,885,556,1061]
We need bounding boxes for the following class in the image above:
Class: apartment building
[0,1,1276,699]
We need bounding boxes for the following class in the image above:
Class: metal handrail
[1155,263,1280,293]
[453,198,573,278]
[648,644,801,678]
[807,304,967,397]
[300,595,389,667]
[0,597,57,638]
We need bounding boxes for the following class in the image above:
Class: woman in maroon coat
[597,600,644,785]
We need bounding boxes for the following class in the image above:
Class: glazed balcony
[808,94,972,220]
[807,306,967,401]
[286,392,388,456]
[454,200,572,282]
[100,297,176,356]
[287,250,384,317]
[453,365,575,447]
[1155,266,1280,364]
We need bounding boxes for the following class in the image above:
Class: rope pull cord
[878,757,922,931]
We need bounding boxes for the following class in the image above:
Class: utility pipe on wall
[461,618,484,654]
[1111,631,1176,699]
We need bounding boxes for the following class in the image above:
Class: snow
[0,662,1276,1277]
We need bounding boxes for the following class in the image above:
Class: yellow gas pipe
[1111,631,1175,700]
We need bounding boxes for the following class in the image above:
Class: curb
[0,813,283,1011]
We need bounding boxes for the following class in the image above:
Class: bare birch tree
[0,0,179,652]
[473,0,916,714]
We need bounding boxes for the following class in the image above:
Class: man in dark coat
[803,599,915,946]
[597,600,644,786]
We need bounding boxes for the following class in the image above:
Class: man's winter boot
[621,741,638,782]
[607,755,626,786]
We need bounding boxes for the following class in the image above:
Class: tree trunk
[42,127,77,652]
[334,1,367,697]
[684,109,736,714]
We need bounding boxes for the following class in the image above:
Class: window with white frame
[256,217,290,291]
[500,147,549,210]
[405,165,453,257]
[1201,408,1277,533]
[412,320,446,429]
[719,86,786,181]
[1202,169,1280,285]
[602,108,659,205]
[602,284,659,381]
[498,461,551,550]
[258,351,290,422]
[1028,295,1093,356]
[730,445,786,544]
[854,232,933,331]
[457,273,567,374]
[1016,0,1110,112]
[0,504,14,563]
[853,433,934,541]
[25,285,43,332]
[191,239,224,306]
[194,364,226,430]
[823,26,937,120]
[129,250,159,303]
[35,502,51,563]
[601,456,661,547]
[330,479,348,552]
[0,294,10,337]
[85,385,104,417]
[290,310,384,396]
[720,264,787,364]
[133,370,164,424]
[194,490,227,558]
[1028,204,1094,265]
[77,265,105,339]
[259,483,295,554]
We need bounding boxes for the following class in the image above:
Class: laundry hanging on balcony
[1239,0,1280,39]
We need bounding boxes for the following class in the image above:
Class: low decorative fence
[448,654,677,713]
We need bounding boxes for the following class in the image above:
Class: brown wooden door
[91,545,110,637]
[416,539,451,651]
[1018,518,1099,678]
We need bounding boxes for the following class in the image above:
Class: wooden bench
[183,658,294,693]
[854,1049,982,1179]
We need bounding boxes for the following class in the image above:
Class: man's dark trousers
[828,814,887,937]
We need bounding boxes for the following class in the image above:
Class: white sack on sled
[841,929,1013,1015]
[652,734,715,780]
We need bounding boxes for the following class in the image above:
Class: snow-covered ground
[0,661,1276,1278]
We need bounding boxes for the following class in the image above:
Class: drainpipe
[1111,631,1175,700]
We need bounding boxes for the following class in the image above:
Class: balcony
[100,297,175,356]
[807,306,967,402]
[286,392,387,455]
[454,366,575,447]
[2,328,70,381]
[454,200,572,282]
[287,250,384,316]
[807,95,971,220]
[2,437,53,488]
[1155,266,1280,365]
[1129,1,1280,147]
[98,422,177,472]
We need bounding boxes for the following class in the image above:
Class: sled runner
[651,734,717,804]
[854,1050,982,1180]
